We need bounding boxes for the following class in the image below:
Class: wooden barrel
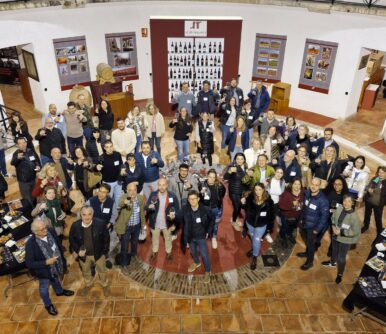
[69,84,92,106]
[96,63,115,84]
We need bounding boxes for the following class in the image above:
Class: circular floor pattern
[122,240,293,296]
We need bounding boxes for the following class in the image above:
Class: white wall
[0,1,386,119]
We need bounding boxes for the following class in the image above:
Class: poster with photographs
[105,32,138,80]
[53,36,91,90]
[252,33,287,83]
[0,46,20,85]
[167,37,224,102]
[298,39,338,94]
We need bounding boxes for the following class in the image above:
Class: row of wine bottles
[169,80,222,100]
[169,54,222,67]
[169,67,222,80]
[169,41,223,54]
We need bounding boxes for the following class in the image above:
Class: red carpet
[369,139,386,155]
[136,194,276,275]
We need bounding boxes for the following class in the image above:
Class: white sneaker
[236,219,243,227]
[211,238,218,249]
[265,234,273,243]
[171,235,177,241]
[231,221,241,232]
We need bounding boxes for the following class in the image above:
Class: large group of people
[2,80,383,316]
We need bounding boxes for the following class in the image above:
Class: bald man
[116,182,146,274]
[278,149,301,183]
[42,104,66,137]
[145,178,179,262]
[25,219,73,315]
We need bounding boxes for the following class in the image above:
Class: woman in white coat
[342,155,370,203]
[144,104,165,155]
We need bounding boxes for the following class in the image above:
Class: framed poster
[22,50,39,82]
[0,46,20,85]
[298,39,338,94]
[105,32,139,80]
[53,36,91,90]
[252,34,287,83]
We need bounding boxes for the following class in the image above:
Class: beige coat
[144,112,165,138]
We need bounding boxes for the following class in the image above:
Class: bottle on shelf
[188,57,191,66]
[217,68,221,79]
[169,56,173,66]
[179,42,183,53]
[174,69,177,78]
[216,81,220,91]
[184,56,187,66]
[174,42,178,53]
[214,41,217,52]
[169,68,173,79]
[171,82,174,89]
[189,68,192,79]
[184,43,187,53]
[201,56,204,67]
[171,41,174,52]
[170,92,174,100]
[203,43,206,53]
[205,55,208,66]
[218,42,222,53]
[210,69,213,79]
[217,56,221,65]
[178,69,181,79]
[210,56,213,66]
[198,42,201,53]
[209,42,212,53]
[188,42,192,53]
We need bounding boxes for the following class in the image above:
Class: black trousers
[230,192,242,222]
[300,228,317,264]
[331,238,351,276]
[363,201,384,234]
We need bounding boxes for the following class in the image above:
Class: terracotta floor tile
[250,299,269,314]
[31,305,57,321]
[221,315,242,332]
[201,314,222,332]
[112,300,134,316]
[125,286,145,299]
[260,314,283,332]
[306,299,327,314]
[323,297,346,314]
[152,298,173,314]
[172,299,191,313]
[319,314,344,331]
[211,298,231,313]
[254,283,275,297]
[120,317,141,333]
[133,299,151,315]
[93,301,114,317]
[240,313,262,331]
[1,322,19,334]
[230,298,251,314]
[280,315,304,331]
[99,317,121,334]
[340,315,365,331]
[160,315,180,333]
[79,318,101,334]
[268,299,289,314]
[182,315,202,332]
[108,286,126,299]
[140,316,161,333]
[55,303,76,318]
[285,298,309,314]
[236,286,256,298]
[300,315,324,332]
[16,321,39,334]
[360,314,386,332]
[57,319,81,334]
[72,302,95,318]
[0,305,15,322]
[192,298,212,314]
[36,320,60,334]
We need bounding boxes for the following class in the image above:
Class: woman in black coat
[169,107,193,162]
[96,99,114,143]
[9,111,37,155]
[86,128,103,164]
[121,153,144,193]
[195,111,215,166]
[241,182,275,270]
[223,152,248,231]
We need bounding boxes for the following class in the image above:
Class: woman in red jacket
[32,163,68,201]
[278,177,305,246]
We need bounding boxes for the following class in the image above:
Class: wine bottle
[169,69,173,79]
[216,81,220,90]
[171,92,174,100]
[212,82,215,90]
[218,42,222,53]
[196,56,199,66]
[217,56,221,65]
[189,68,192,79]
[171,42,174,53]
[201,56,204,67]
[214,41,217,52]
[210,69,213,79]
[188,57,191,66]
[174,42,178,53]
[210,56,213,66]
[188,42,192,53]
[184,43,187,53]
[169,56,172,66]
[217,68,221,79]
[179,42,183,53]
[209,42,212,53]
[198,42,201,53]
[203,43,206,53]
[184,56,187,66]
[178,69,181,79]
[205,56,208,67]
[171,82,174,89]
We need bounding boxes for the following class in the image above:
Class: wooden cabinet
[270,82,291,114]
[102,92,134,126]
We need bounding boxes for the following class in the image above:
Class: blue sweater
[135,151,164,183]
[301,189,330,232]
[278,157,302,183]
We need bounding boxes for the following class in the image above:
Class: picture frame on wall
[22,49,39,82]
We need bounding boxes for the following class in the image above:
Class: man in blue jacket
[277,150,301,184]
[26,219,74,316]
[145,178,179,262]
[247,80,270,116]
[310,127,340,160]
[297,177,330,270]
[135,141,164,199]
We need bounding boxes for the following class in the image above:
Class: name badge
[309,204,317,210]
[305,200,309,205]
[312,147,318,153]
[206,128,211,132]
[296,144,300,148]
[187,100,191,104]
[239,96,242,99]
[169,197,174,203]
[260,212,267,217]
[341,224,350,230]
[114,161,119,166]
[103,208,110,214]
[302,166,309,171]
[271,140,278,144]
[196,217,201,223]
[51,243,57,252]
[248,116,253,120]
[290,171,296,176]
[226,110,230,115]
[204,195,210,200]
[136,207,140,213]
[29,155,35,161]
[336,203,341,208]
[203,97,208,101]
[238,132,242,136]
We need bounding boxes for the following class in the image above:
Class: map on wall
[252,33,287,83]
[105,32,139,80]
[53,36,91,91]
[298,38,338,94]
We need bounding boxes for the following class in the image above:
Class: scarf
[337,208,354,228]
[45,198,63,228]
[35,231,64,277]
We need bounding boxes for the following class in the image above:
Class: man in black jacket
[35,118,66,166]
[69,205,110,296]
[26,218,74,316]
[10,137,41,205]
[49,147,72,190]
[180,190,214,284]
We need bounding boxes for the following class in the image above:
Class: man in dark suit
[25,218,74,316]
[69,205,110,296]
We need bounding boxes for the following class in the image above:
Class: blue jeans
[230,146,244,162]
[150,132,161,155]
[39,277,64,307]
[175,139,189,161]
[189,238,211,272]
[83,127,92,141]
[0,149,7,175]
[135,135,142,153]
[246,223,266,257]
[105,180,122,208]
[220,124,231,149]
[67,136,84,159]
[211,207,223,238]
[120,223,141,266]
[248,128,254,147]
[40,154,51,166]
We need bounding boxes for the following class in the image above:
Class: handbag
[87,170,102,189]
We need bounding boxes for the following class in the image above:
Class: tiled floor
[0,84,385,333]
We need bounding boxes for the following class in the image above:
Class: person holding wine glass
[169,107,193,162]
[145,178,179,262]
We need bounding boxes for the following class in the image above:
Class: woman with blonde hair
[144,104,165,155]
[226,116,249,161]
[126,105,148,153]
[263,125,284,164]
[32,163,67,201]
[296,144,312,189]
